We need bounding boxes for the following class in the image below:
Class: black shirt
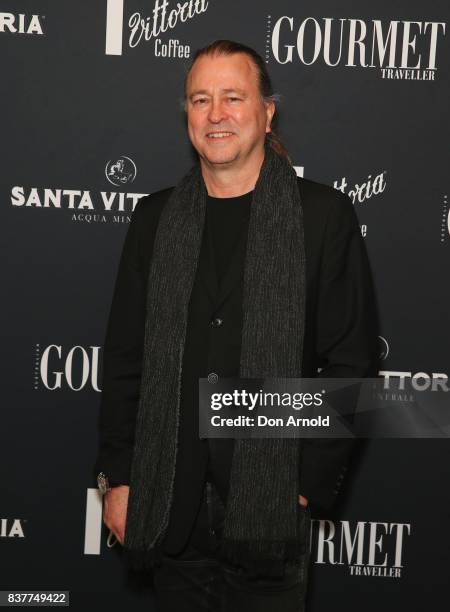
[206,190,252,285]
[204,190,253,502]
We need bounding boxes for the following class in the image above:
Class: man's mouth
[206,131,234,139]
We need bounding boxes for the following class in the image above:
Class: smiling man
[186,52,274,188]
[94,39,379,611]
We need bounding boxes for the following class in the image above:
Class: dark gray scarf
[123,142,308,573]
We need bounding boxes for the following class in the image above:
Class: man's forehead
[186,53,258,92]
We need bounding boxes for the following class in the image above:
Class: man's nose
[207,99,227,123]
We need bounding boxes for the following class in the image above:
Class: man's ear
[265,101,276,133]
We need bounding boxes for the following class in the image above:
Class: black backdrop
[2,1,449,610]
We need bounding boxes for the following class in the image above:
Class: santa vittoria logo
[1,518,26,538]
[268,15,446,80]
[10,157,148,224]
[0,12,44,35]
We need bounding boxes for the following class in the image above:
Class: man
[94,40,379,611]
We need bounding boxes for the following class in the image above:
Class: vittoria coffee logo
[268,16,446,80]
[311,518,411,578]
[105,156,137,186]
[333,169,386,238]
[334,170,386,205]
[105,0,210,57]
[35,344,102,392]
[0,12,44,35]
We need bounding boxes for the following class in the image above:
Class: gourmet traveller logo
[311,518,411,578]
[267,15,446,80]
[35,343,102,392]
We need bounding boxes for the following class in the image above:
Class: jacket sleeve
[92,199,147,487]
[299,190,379,512]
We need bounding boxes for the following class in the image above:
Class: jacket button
[210,317,223,327]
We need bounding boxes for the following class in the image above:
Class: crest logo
[105,156,137,186]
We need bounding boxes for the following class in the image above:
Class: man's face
[185,52,275,167]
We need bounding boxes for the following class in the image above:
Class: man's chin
[200,151,239,166]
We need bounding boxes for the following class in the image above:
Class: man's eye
[193,99,207,105]
[228,97,241,102]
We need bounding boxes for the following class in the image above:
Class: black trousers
[152,479,312,612]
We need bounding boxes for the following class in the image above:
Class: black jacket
[93,176,380,553]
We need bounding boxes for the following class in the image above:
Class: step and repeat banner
[2,1,449,610]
